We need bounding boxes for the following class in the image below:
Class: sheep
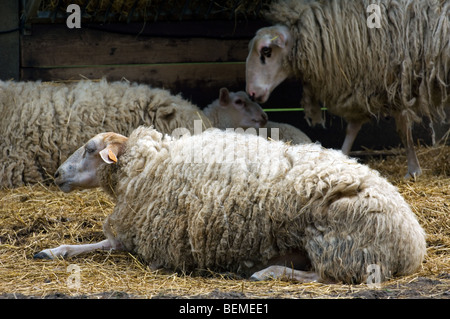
[205,87,312,144]
[35,126,426,284]
[203,87,269,131]
[245,0,449,178]
[0,79,268,188]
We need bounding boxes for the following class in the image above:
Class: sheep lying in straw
[205,87,312,144]
[35,126,426,284]
[246,0,449,178]
[0,79,268,188]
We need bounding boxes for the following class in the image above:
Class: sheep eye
[235,99,243,105]
[85,145,95,154]
[261,46,272,58]
[260,46,272,64]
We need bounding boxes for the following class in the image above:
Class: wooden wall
[20,22,264,108]
[18,21,442,151]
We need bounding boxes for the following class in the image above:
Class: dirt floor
[0,144,448,299]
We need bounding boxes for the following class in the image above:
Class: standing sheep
[246,0,449,178]
[0,79,267,188]
[36,126,426,284]
[205,87,312,144]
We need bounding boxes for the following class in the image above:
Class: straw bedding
[0,144,448,298]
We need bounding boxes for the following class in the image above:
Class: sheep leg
[341,120,363,155]
[33,239,121,260]
[394,112,422,179]
[250,265,320,283]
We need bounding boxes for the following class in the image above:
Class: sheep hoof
[33,251,52,260]
[404,169,422,180]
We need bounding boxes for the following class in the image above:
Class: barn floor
[0,144,448,299]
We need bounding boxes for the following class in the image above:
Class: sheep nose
[54,169,60,180]
[249,92,256,101]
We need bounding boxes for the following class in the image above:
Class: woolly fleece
[101,126,426,284]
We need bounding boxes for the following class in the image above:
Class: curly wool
[0,79,209,188]
[266,0,449,124]
[102,126,426,283]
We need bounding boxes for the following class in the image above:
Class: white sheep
[245,0,449,178]
[203,87,269,130]
[204,87,312,144]
[35,126,426,284]
[0,79,267,188]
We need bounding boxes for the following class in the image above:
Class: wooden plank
[25,20,268,38]
[21,63,246,86]
[21,63,247,107]
[21,24,250,67]
[82,21,269,38]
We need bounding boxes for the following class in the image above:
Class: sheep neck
[97,161,121,199]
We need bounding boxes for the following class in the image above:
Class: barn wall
[20,22,265,107]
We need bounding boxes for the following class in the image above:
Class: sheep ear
[99,148,118,164]
[271,31,288,49]
[257,30,288,51]
[99,133,127,164]
[219,88,230,107]
[272,25,290,48]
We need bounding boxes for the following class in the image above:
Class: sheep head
[54,132,128,192]
[218,88,268,128]
[246,25,293,103]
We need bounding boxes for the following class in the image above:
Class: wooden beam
[21,24,250,67]
[0,0,20,80]
[21,62,247,106]
[21,62,244,83]
[24,20,269,38]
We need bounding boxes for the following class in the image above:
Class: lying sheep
[35,126,426,284]
[205,87,312,144]
[0,79,267,188]
[203,87,269,130]
[246,0,449,178]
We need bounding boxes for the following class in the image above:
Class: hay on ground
[0,145,448,298]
